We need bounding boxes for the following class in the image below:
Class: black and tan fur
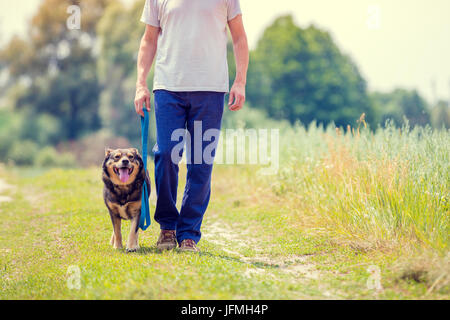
[102,148,150,252]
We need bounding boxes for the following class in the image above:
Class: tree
[247,15,373,127]
[0,0,112,140]
[370,89,430,127]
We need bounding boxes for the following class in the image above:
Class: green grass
[0,124,449,299]
[276,123,449,252]
[0,168,326,299]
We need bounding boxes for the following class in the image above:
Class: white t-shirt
[140,0,242,93]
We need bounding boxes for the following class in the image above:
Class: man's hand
[134,85,151,117]
[228,81,245,111]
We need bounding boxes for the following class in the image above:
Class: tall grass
[274,120,449,252]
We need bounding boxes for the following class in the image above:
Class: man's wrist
[233,79,246,86]
[136,81,148,89]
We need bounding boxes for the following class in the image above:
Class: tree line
[0,0,448,165]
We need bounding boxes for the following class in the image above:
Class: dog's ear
[103,148,113,176]
[131,148,139,155]
[105,148,113,157]
[135,151,144,170]
[135,151,143,163]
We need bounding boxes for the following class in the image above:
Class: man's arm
[135,25,160,116]
[228,14,249,111]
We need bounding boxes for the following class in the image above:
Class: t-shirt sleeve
[227,0,242,21]
[140,0,160,27]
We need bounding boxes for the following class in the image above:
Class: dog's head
[102,148,143,185]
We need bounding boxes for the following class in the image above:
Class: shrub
[8,140,39,166]
[0,130,14,162]
[34,146,76,168]
[0,109,21,162]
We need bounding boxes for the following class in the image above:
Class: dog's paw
[126,245,139,253]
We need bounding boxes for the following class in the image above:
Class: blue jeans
[153,90,225,244]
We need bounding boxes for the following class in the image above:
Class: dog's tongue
[118,168,129,183]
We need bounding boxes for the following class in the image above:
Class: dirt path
[0,178,13,203]
[202,216,343,299]
[202,208,355,299]
[203,219,321,280]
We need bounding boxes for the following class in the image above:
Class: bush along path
[0,165,448,299]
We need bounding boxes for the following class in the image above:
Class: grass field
[0,123,449,299]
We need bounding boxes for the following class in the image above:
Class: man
[135,0,249,252]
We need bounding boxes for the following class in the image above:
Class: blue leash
[139,108,151,231]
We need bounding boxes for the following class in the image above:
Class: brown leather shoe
[179,239,199,252]
[156,230,177,250]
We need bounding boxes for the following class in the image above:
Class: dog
[102,148,150,252]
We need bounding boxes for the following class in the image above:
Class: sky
[1,0,449,103]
